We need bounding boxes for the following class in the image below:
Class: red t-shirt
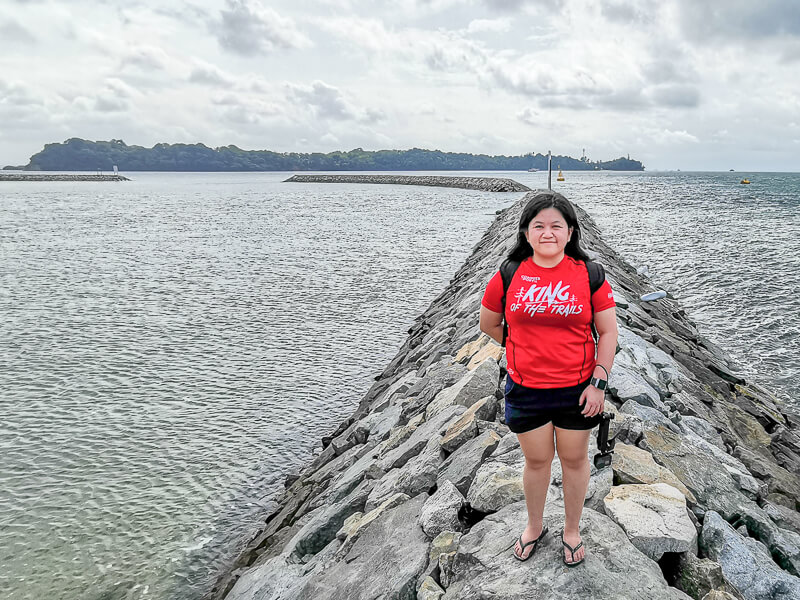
[481,256,615,388]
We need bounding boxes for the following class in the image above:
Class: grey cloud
[516,106,539,125]
[640,59,686,85]
[599,0,654,24]
[214,0,310,56]
[646,83,701,108]
[120,46,167,71]
[0,80,42,106]
[0,19,37,44]
[677,0,800,41]
[483,0,563,13]
[95,94,130,112]
[189,63,234,87]
[287,81,357,120]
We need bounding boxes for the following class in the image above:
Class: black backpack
[499,258,606,347]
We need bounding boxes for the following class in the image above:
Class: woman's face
[524,207,573,260]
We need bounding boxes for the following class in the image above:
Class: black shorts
[504,376,603,434]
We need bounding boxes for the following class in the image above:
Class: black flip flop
[512,526,548,561]
[561,530,585,567]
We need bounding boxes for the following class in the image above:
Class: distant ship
[527,167,539,172]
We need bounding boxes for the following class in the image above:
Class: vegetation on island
[5,138,645,172]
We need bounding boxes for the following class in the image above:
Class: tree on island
[4,138,645,172]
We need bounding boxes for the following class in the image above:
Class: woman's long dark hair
[507,191,590,263]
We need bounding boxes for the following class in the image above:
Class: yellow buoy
[740,179,750,184]
[557,169,565,182]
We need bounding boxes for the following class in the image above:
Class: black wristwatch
[589,377,608,390]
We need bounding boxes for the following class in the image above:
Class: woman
[479,191,617,567]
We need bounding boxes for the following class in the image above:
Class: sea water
[1,170,797,599]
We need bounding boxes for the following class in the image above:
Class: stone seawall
[0,174,130,181]
[284,174,530,192]
[210,188,800,600]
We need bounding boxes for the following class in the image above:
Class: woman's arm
[479,305,504,345]
[580,306,618,416]
[592,306,618,379]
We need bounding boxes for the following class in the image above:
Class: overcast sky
[1,0,799,170]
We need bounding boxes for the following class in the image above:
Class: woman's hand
[579,384,605,417]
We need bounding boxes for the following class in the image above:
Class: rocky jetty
[284,174,530,192]
[210,189,800,600]
[0,173,130,181]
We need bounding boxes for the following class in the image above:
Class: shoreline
[0,173,130,182]
[284,174,530,192]
[209,178,800,599]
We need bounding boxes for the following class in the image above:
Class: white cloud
[214,0,311,56]
[466,18,512,34]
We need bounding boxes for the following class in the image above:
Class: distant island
[3,138,645,172]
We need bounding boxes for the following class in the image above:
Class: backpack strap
[499,258,521,347]
[585,260,606,341]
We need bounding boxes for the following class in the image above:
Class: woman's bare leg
[554,427,592,563]
[514,422,555,558]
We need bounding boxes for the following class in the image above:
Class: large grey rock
[613,442,697,503]
[226,554,306,600]
[418,480,465,538]
[735,503,800,576]
[466,446,525,513]
[438,430,501,495]
[621,400,679,432]
[367,451,438,512]
[378,404,466,471]
[439,395,497,453]
[298,494,431,599]
[609,363,664,409]
[417,576,444,600]
[700,510,800,600]
[603,483,697,560]
[676,552,744,600]
[425,358,500,419]
[290,478,375,557]
[441,500,691,599]
[680,416,726,450]
[638,422,753,518]
[763,501,800,535]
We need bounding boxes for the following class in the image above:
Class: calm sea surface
[1,170,798,599]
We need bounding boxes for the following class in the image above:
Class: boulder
[676,552,744,600]
[700,510,800,600]
[466,446,525,513]
[378,404,466,471]
[603,483,697,560]
[417,576,444,600]
[425,358,500,419]
[439,396,497,453]
[608,363,664,409]
[337,492,410,556]
[441,500,691,599]
[298,494,431,600]
[613,442,696,503]
[418,480,465,538]
[289,478,375,557]
[429,530,462,588]
[638,423,752,518]
[366,451,438,512]
[438,430,502,495]
[466,342,503,370]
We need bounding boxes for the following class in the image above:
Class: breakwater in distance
[0,173,130,182]
[284,174,530,192]
[210,181,800,600]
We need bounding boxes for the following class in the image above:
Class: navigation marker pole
[548,151,552,190]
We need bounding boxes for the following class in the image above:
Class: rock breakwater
[283,174,530,192]
[211,188,800,600]
[0,173,130,181]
